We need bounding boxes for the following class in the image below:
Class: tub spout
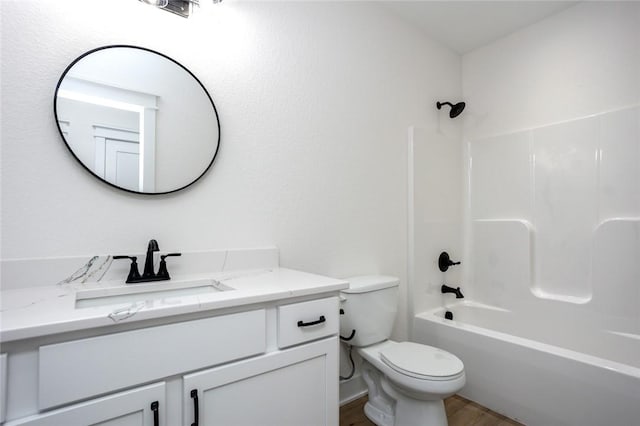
[441,284,464,299]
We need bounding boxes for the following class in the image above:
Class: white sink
[75,279,234,308]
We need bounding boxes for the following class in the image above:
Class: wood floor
[340,395,523,426]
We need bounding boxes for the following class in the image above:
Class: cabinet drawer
[39,309,266,409]
[277,297,339,348]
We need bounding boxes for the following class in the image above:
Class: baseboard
[339,374,368,406]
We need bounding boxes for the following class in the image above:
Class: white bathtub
[413,301,640,426]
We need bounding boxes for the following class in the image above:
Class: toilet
[340,276,465,426]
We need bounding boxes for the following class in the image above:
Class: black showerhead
[437,101,466,118]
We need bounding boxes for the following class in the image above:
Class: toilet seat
[380,342,464,381]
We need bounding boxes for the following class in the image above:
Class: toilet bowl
[340,276,465,426]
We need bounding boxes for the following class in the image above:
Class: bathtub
[412,301,640,426]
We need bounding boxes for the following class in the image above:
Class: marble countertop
[0,268,348,343]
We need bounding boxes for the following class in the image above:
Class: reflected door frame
[93,125,153,192]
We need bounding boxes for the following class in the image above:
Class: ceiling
[381,1,579,54]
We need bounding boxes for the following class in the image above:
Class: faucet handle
[113,256,141,283]
[156,253,182,280]
[161,253,182,258]
[438,251,461,272]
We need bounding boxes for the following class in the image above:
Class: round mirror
[54,45,220,194]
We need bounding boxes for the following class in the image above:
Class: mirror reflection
[55,45,220,194]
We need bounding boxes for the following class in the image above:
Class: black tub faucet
[439,252,461,272]
[441,284,464,299]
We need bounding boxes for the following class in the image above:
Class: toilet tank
[340,275,399,347]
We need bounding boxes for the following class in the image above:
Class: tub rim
[416,301,640,379]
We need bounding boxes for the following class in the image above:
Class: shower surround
[410,106,640,426]
[466,106,639,319]
[409,2,640,425]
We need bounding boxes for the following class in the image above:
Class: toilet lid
[380,342,464,380]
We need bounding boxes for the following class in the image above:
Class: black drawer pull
[151,401,159,426]
[191,389,199,426]
[297,315,326,327]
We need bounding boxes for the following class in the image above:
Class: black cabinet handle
[297,315,326,327]
[191,389,199,426]
[150,401,159,426]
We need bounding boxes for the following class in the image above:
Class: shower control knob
[438,251,461,272]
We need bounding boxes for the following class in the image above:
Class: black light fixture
[436,101,466,118]
[138,0,221,18]
[139,0,168,5]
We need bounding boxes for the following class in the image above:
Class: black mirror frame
[53,44,221,195]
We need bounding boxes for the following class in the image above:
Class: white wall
[408,124,463,326]
[1,1,461,342]
[463,1,640,140]
[461,2,639,332]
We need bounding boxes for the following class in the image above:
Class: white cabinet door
[183,338,338,426]
[5,382,165,426]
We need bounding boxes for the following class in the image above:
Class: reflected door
[105,139,139,192]
[94,126,140,192]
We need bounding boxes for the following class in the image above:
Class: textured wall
[462,1,640,140]
[0,1,461,344]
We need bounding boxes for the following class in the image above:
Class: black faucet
[441,284,464,299]
[114,239,181,284]
[142,239,159,279]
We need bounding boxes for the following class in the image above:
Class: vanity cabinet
[37,310,266,410]
[5,383,165,426]
[1,295,340,426]
[183,338,337,426]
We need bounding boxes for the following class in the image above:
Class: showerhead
[437,101,466,118]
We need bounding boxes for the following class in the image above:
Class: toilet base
[394,396,447,426]
[361,359,450,426]
[363,400,394,426]
[364,398,447,426]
